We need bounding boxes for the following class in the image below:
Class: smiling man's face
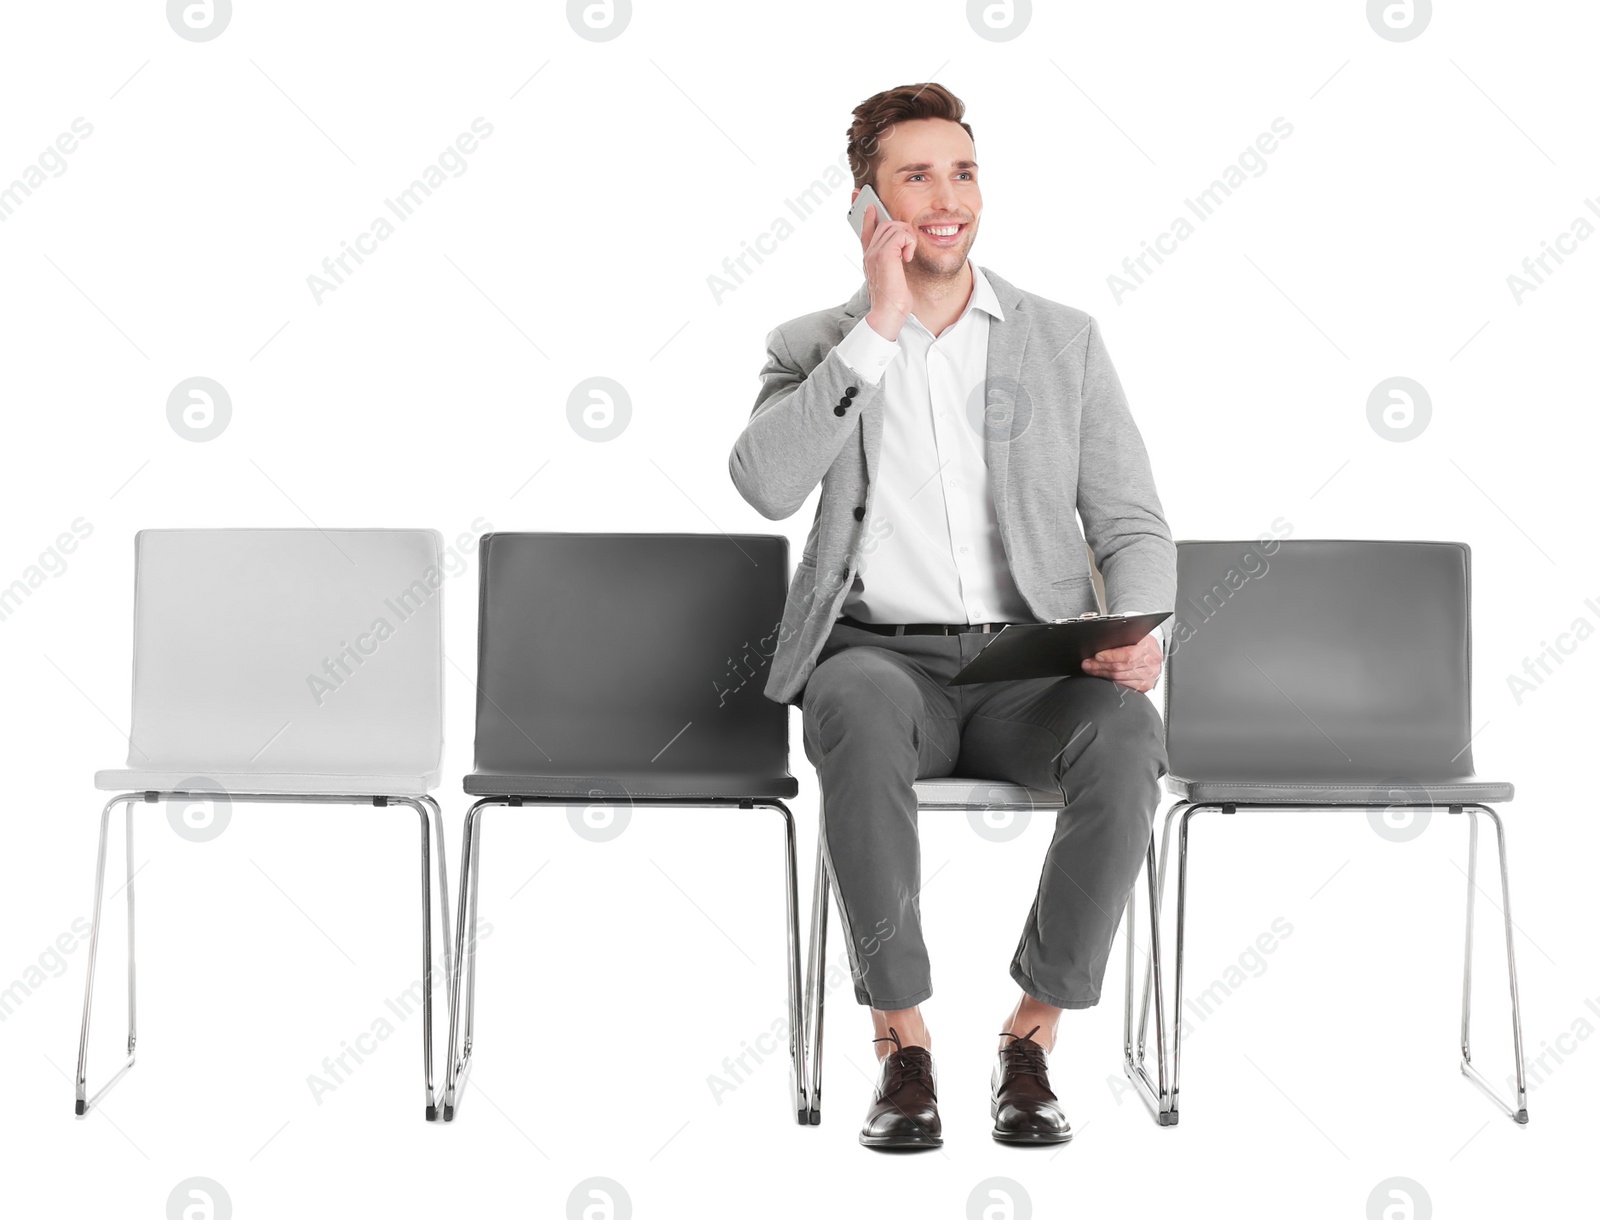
[856,116,981,278]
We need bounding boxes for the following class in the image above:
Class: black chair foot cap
[1515,1110,1529,1124]
[441,1104,454,1122]
[74,1100,86,1117]
[426,1104,438,1122]
[808,1106,821,1125]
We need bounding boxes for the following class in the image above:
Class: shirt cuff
[834,315,899,385]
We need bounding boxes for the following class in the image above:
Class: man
[727,82,1175,1149]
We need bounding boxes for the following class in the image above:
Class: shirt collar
[968,263,1005,322]
[908,261,1005,335]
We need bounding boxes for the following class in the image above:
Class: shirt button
[853,506,865,521]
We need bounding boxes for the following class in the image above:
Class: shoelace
[872,1026,936,1096]
[997,1024,1051,1083]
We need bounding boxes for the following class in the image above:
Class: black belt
[838,615,1015,637]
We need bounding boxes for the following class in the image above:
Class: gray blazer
[728,264,1175,707]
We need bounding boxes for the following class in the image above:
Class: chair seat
[463,770,799,800]
[1165,775,1513,804]
[95,769,439,796]
[914,777,1063,810]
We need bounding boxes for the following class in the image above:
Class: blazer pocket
[1049,573,1099,614]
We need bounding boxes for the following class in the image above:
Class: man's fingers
[1083,662,1155,679]
[1092,643,1140,663]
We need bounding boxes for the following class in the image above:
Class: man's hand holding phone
[853,188,915,342]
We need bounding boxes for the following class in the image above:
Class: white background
[1,1,1594,1217]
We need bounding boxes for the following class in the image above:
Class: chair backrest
[1165,540,1474,783]
[124,529,444,777]
[471,532,792,784]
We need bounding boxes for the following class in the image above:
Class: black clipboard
[946,611,1171,685]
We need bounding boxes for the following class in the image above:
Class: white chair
[802,776,1169,1125]
[76,528,453,1119]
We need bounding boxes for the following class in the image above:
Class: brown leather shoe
[859,1028,943,1150]
[991,1025,1072,1144]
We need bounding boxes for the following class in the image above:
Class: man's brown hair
[846,82,974,193]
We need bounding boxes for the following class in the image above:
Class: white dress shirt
[835,262,1032,626]
[834,261,1166,655]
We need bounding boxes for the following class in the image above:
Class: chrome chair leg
[755,800,808,1124]
[1135,801,1190,1057]
[75,793,141,1116]
[1459,804,1529,1123]
[1121,828,1176,1125]
[398,796,452,1121]
[421,795,454,1002]
[443,797,496,1121]
[802,828,829,1125]
[462,804,483,1077]
[1170,803,1202,1112]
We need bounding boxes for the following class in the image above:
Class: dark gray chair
[1125,539,1527,1125]
[440,532,805,1122]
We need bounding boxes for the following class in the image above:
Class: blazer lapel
[978,266,1029,524]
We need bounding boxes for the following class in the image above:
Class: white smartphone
[848,183,888,239]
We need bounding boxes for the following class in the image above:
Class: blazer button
[833,405,847,416]
[837,396,852,408]
[853,506,865,521]
[845,386,858,398]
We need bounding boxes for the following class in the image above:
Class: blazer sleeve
[1074,315,1177,621]
[728,322,882,521]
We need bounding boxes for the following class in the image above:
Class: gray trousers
[801,619,1167,1010]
